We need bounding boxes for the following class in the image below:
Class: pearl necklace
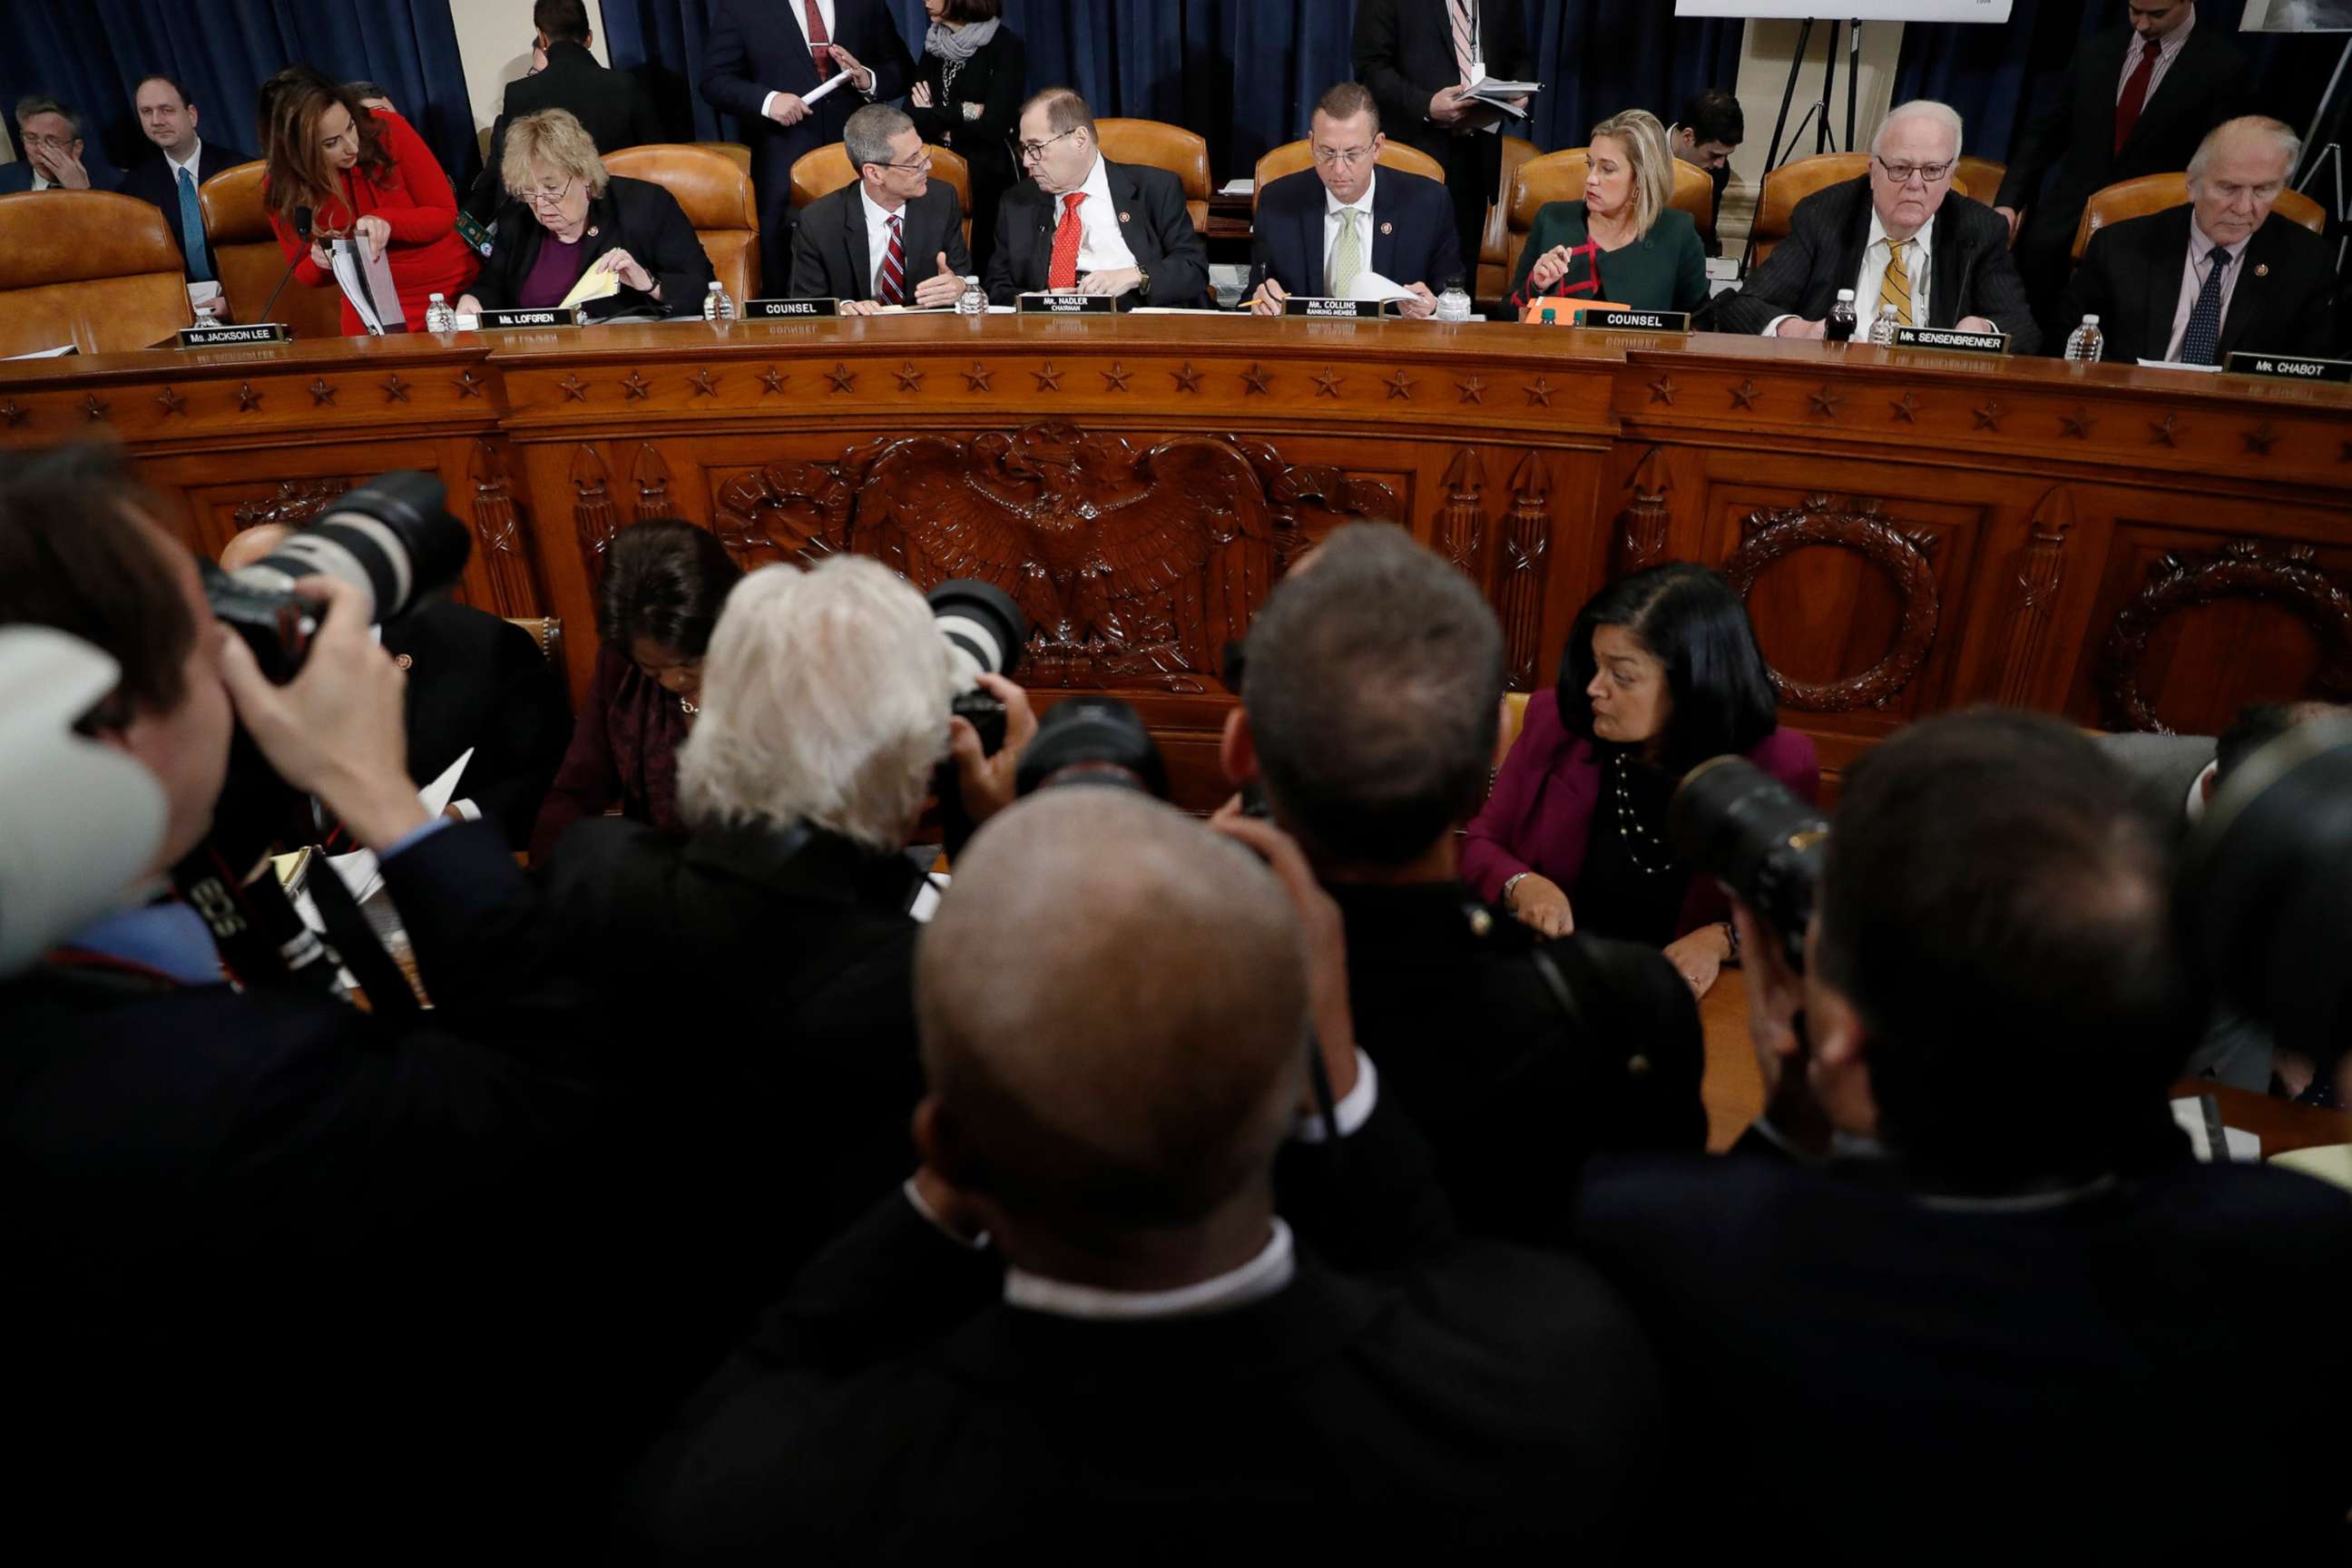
[1609,753,1679,876]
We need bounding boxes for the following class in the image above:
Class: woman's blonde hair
[1589,108,1673,239]
[502,107,609,201]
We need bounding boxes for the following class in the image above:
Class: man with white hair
[1718,99,2040,351]
[2064,116,2337,364]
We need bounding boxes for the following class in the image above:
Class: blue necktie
[2178,246,2232,366]
[177,166,213,282]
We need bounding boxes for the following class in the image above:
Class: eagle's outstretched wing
[1093,438,1278,673]
[848,436,1056,634]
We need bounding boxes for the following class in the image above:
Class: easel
[2298,36,2350,279]
[1744,18,1865,275]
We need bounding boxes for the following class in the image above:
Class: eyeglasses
[1311,144,1376,169]
[1873,157,1953,188]
[875,152,933,174]
[1018,128,1080,163]
[524,177,576,208]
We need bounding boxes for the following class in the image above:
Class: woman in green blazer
[1508,109,1708,317]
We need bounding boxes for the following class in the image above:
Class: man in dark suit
[701,0,914,294]
[1718,100,2041,351]
[1354,0,1533,289]
[789,103,972,309]
[1995,0,2249,348]
[985,87,1210,308]
[1569,710,2352,1560]
[2,94,93,194]
[2064,115,2337,364]
[465,0,665,223]
[1248,83,1463,318]
[627,786,1665,1557]
[113,74,254,303]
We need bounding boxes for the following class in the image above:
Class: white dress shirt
[1322,169,1377,291]
[2118,8,2195,106]
[1761,208,1935,337]
[2162,214,2246,363]
[1063,152,1139,272]
[858,182,906,298]
[165,136,206,186]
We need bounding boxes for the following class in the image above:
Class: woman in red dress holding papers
[260,67,476,335]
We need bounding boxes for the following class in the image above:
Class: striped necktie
[877,213,905,305]
[1449,0,1477,87]
[1879,238,1914,328]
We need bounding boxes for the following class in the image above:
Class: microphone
[255,205,312,327]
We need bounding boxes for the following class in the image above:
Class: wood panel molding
[2097,537,2352,733]
[1500,452,1554,691]
[1723,495,1943,713]
[1616,445,1671,576]
[1991,486,2076,709]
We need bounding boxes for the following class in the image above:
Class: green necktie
[1329,208,1362,298]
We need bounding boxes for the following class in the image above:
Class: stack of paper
[1465,76,1541,119]
[328,236,407,335]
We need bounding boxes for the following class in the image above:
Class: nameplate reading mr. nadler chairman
[2226,351,2352,385]
[1892,325,2008,354]
[179,322,292,348]
[1285,297,1384,319]
[479,307,578,329]
[1019,293,1115,316]
[1575,309,1690,333]
[746,298,841,319]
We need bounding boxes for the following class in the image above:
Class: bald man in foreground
[628,789,1663,1557]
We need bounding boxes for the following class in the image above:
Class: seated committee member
[530,521,740,863]
[1225,524,1705,1244]
[115,74,254,299]
[219,524,572,851]
[1570,711,2352,1560]
[1248,83,1461,318]
[985,86,1210,308]
[456,109,710,318]
[1465,563,1818,998]
[1508,109,1705,317]
[1669,87,1742,257]
[1,94,93,192]
[260,68,476,334]
[908,0,1025,276]
[1716,99,2039,352]
[629,788,1667,1557]
[790,103,972,311]
[466,0,664,222]
[2064,116,2337,366]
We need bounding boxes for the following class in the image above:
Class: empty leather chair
[1094,118,1211,232]
[198,160,347,339]
[603,143,763,305]
[2072,171,2327,262]
[1477,135,1541,306]
[0,190,195,356]
[1501,148,1716,289]
[787,142,975,250]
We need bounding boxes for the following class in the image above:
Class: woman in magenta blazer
[1465,563,1818,997]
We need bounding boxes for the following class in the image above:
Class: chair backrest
[1478,135,1541,303]
[785,142,975,251]
[0,190,195,357]
[1499,149,1718,289]
[707,142,752,177]
[1250,138,1446,211]
[2072,171,2328,261]
[1753,152,1869,265]
[1095,118,1211,231]
[505,616,566,672]
[1955,156,2005,207]
[198,160,347,339]
[603,143,761,303]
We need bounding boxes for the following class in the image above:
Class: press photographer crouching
[0,445,642,1553]
[1569,710,2352,1561]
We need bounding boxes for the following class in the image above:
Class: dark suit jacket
[789,178,971,301]
[1715,177,2043,351]
[907,24,1025,271]
[466,40,666,221]
[467,173,713,316]
[1248,165,1466,298]
[1996,22,2249,260]
[985,158,1210,307]
[115,139,256,279]
[381,599,572,851]
[2065,205,2342,365]
[1352,0,1534,172]
[1571,1151,2352,1560]
[0,162,34,194]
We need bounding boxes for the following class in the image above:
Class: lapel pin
[1119,211,1131,223]
[2254,263,2269,278]
[1380,220,1394,235]
[395,653,414,671]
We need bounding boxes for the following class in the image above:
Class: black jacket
[466,39,666,221]
[468,173,713,315]
[1248,165,1466,299]
[908,24,1025,272]
[1352,0,1534,170]
[116,138,257,280]
[1715,176,2043,351]
[789,178,972,302]
[382,599,572,851]
[2064,204,2342,365]
[985,158,1210,307]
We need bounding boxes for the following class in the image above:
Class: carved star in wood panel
[1455,377,1486,405]
[1385,369,1415,400]
[1033,361,1063,391]
[2058,406,2094,439]
[236,382,262,412]
[309,378,338,407]
[1241,364,1272,396]
[1170,362,1201,393]
[1647,374,1678,407]
[1971,401,2004,432]
[893,362,924,393]
[0,400,24,427]
[1729,378,1762,411]
[154,387,186,417]
[454,369,485,398]
[556,376,588,403]
[2241,423,2278,456]
[83,394,110,422]
[622,372,652,400]
[1807,386,1844,418]
[380,374,410,405]
[759,366,789,396]
[1887,390,1918,424]
[2148,411,2180,447]
[1524,377,1556,407]
[1102,363,1132,392]
[964,362,994,392]
[1312,366,1344,398]
[692,369,722,397]
[825,362,858,393]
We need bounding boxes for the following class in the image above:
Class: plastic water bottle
[1436,279,1472,323]
[424,292,454,333]
[2063,314,2104,363]
[702,280,735,323]
[1825,288,1858,343]
[1868,301,1900,347]
[956,275,986,317]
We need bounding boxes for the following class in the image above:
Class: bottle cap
[1836,288,1855,300]
[2082,315,2100,326]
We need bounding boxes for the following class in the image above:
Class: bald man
[630,789,1664,1557]
[221,523,571,849]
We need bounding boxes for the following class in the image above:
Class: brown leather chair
[198,160,347,339]
[709,142,752,177]
[0,190,195,356]
[1499,149,1717,290]
[1250,138,1445,211]
[1477,134,1542,305]
[2070,171,2328,262]
[603,143,762,304]
[1094,118,1212,232]
[1752,153,1869,266]
[785,142,975,250]
[505,616,566,671]
[1955,157,2005,207]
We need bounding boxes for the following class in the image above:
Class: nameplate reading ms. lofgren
[479,308,578,329]
[746,298,841,319]
[179,322,292,348]
[1576,309,1690,333]
[2226,351,2352,385]
[1892,325,2008,354]
[1018,293,1115,315]
[1284,297,1385,319]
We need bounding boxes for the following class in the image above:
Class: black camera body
[1668,756,1830,973]
[1015,696,1171,801]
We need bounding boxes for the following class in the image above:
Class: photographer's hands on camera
[1212,801,1361,1113]
[1731,898,1830,1156]
[946,672,1039,824]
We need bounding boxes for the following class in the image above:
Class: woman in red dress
[260,66,476,334]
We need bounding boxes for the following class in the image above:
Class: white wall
[446,0,611,155]
[1720,19,1907,245]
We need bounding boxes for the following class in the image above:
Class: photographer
[1568,710,2352,1560]
[0,447,652,1552]
[1220,524,1704,1246]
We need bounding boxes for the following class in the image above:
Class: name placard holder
[746,298,842,320]
[179,322,291,348]
[478,308,580,329]
[1284,297,1386,320]
[2226,351,2352,385]
[1018,293,1116,316]
[1891,325,2009,355]
[1574,309,1691,334]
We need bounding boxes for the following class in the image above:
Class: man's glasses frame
[1872,156,1954,188]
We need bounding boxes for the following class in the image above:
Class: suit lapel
[1832,181,1871,315]
[845,189,872,297]
[1299,185,1328,295]
[2143,208,2193,359]
[1927,202,1960,328]
[1369,173,1401,285]
[1105,162,1151,265]
[2217,220,2277,359]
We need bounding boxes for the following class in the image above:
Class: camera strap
[172,839,341,995]
[304,854,424,1022]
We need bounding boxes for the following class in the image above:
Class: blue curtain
[0,1,478,192]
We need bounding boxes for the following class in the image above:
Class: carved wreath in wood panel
[1720,495,1942,713]
[2097,537,2352,734]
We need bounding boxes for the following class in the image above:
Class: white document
[1675,2,2013,20]
[1347,270,1415,304]
[2137,358,2227,374]
[291,747,474,943]
[328,236,407,334]
[2171,1096,2261,1163]
[5,343,77,359]
[1218,178,1254,197]
[802,70,854,109]
[558,262,622,312]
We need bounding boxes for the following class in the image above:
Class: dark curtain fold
[0,1,478,192]
[1524,13,1748,151]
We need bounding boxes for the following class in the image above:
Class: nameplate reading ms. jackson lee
[179,322,292,348]
[746,298,842,319]
[1892,325,2009,354]
[1574,309,1690,333]
[2226,351,2352,385]
[1019,293,1116,316]
[479,308,578,329]
[1284,297,1385,319]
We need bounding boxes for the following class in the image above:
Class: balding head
[916,789,1308,1250]
[220,523,296,574]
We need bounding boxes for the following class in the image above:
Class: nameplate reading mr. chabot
[1892,325,2008,355]
[2226,351,2352,385]
[479,308,577,329]
[179,322,292,348]
[1284,297,1384,319]
[746,298,842,319]
[1019,294,1116,316]
[1575,309,1690,333]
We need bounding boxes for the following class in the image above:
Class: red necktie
[877,213,905,305]
[2114,38,2160,155]
[1048,191,1084,289]
[806,0,833,81]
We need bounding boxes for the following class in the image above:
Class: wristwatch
[1501,871,1531,907]
[1135,266,1152,298]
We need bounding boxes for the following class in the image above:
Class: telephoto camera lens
[929,579,1028,758]
[1014,697,1171,800]
[1667,756,1830,973]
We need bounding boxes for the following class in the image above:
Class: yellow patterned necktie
[1330,208,1362,299]
[1879,238,1914,328]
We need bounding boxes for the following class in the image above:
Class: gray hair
[2188,115,2303,185]
[846,103,916,176]
[1873,99,1963,162]
[675,554,961,850]
[13,95,80,137]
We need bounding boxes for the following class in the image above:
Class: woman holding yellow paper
[459,109,711,318]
